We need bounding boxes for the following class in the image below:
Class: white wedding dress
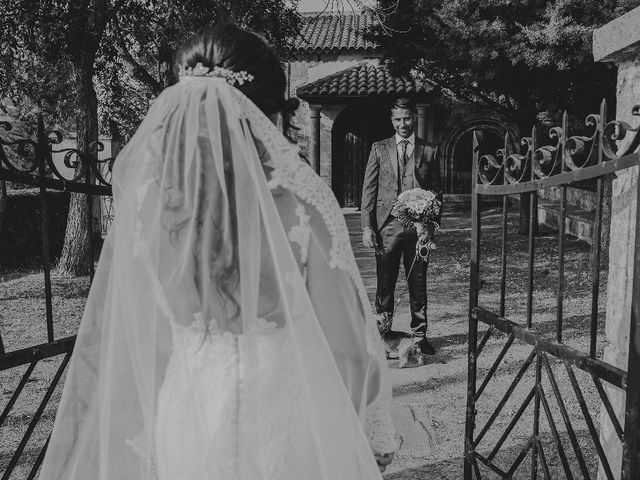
[39,76,395,480]
[154,317,318,479]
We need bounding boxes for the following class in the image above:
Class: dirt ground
[1,202,610,479]
[347,203,608,479]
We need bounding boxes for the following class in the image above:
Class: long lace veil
[39,77,390,479]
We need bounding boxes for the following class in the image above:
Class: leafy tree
[1,0,301,275]
[369,0,638,125]
[97,0,300,139]
[370,0,638,238]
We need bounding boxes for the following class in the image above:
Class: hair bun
[283,97,300,115]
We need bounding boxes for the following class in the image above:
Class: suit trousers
[375,217,428,335]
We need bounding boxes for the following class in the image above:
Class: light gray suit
[360,135,442,336]
[361,136,442,232]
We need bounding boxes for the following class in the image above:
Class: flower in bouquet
[393,188,441,230]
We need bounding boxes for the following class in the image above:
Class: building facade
[284,10,513,207]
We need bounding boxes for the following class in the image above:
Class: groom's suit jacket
[361,135,443,232]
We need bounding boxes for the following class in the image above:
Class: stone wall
[597,59,640,480]
[594,9,640,477]
[285,55,369,183]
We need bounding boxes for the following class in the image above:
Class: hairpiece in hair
[179,62,254,86]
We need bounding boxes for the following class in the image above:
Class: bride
[39,23,396,479]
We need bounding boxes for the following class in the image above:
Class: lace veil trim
[237,97,379,354]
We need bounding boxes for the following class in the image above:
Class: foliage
[107,0,301,137]
[0,0,302,138]
[370,0,640,127]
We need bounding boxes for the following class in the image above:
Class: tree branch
[113,19,163,95]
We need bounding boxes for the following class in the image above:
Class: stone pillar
[309,105,322,174]
[416,103,434,142]
[594,8,640,479]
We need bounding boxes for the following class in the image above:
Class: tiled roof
[289,12,378,54]
[296,63,434,99]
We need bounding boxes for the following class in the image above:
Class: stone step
[538,186,597,212]
[537,200,595,244]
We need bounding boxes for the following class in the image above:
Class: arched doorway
[442,118,517,193]
[331,102,393,207]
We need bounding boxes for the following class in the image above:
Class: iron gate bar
[476,451,509,477]
[537,439,552,480]
[0,336,76,371]
[85,162,96,282]
[531,348,542,478]
[593,375,624,441]
[472,458,483,479]
[474,308,627,389]
[526,128,538,330]
[487,386,537,462]
[475,152,640,195]
[506,438,534,477]
[2,352,71,480]
[541,354,591,479]
[538,379,573,480]
[475,334,516,400]
[0,361,37,428]
[475,325,494,358]
[0,167,112,195]
[565,362,614,480]
[36,116,55,343]
[500,195,507,317]
[464,131,482,479]
[556,113,569,344]
[27,436,50,480]
[473,349,537,447]
[557,180,566,342]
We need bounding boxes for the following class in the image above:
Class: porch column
[309,104,322,174]
[594,8,640,479]
[416,103,434,143]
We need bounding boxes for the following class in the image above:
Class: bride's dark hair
[175,23,299,331]
[175,23,299,135]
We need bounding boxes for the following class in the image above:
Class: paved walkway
[344,211,466,479]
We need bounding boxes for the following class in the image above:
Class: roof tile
[289,12,378,54]
[296,63,434,99]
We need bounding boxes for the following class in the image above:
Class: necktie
[399,139,410,193]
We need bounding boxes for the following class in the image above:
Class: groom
[361,97,443,355]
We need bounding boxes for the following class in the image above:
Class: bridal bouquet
[393,188,441,262]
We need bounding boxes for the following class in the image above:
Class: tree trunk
[56,58,98,276]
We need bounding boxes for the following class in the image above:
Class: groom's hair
[390,97,417,114]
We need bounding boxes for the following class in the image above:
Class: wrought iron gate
[465,101,640,479]
[0,116,113,479]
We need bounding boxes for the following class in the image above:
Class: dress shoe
[416,337,436,355]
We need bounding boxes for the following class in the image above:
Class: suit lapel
[386,137,398,182]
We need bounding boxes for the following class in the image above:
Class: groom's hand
[362,228,377,249]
